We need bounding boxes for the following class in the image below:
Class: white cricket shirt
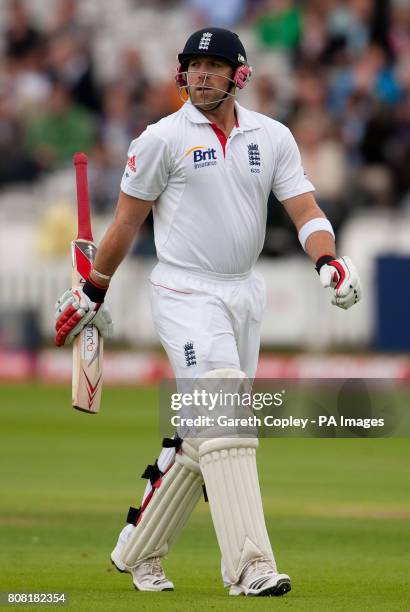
[121,101,314,276]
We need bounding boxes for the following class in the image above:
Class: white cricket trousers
[147,262,267,586]
[150,262,266,380]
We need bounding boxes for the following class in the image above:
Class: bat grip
[74,153,93,242]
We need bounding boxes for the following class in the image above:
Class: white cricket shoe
[110,524,134,573]
[229,559,291,597]
[110,525,174,591]
[131,557,174,592]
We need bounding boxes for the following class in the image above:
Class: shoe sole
[249,578,292,597]
[111,559,128,574]
[134,585,174,592]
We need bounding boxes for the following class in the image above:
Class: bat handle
[74,152,88,166]
[73,152,93,242]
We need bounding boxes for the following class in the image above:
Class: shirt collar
[182,100,211,124]
[234,102,262,133]
[182,100,261,132]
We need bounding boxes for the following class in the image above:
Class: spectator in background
[46,0,98,113]
[354,165,395,211]
[24,81,95,170]
[339,92,369,166]
[252,73,279,118]
[355,45,401,104]
[328,44,402,116]
[298,5,327,63]
[292,110,348,228]
[47,0,90,41]
[389,0,410,58]
[131,0,180,7]
[254,0,301,52]
[117,47,150,109]
[46,32,100,112]
[89,142,124,214]
[90,84,135,213]
[360,102,396,167]
[393,55,410,203]
[3,45,51,118]
[0,87,39,186]
[359,100,410,206]
[325,0,373,56]
[142,81,182,124]
[3,0,51,117]
[292,64,327,114]
[98,83,135,163]
[4,0,42,61]
[187,0,247,27]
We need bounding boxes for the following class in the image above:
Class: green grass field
[1,384,409,611]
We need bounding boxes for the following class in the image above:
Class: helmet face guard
[175,64,252,107]
[175,27,252,108]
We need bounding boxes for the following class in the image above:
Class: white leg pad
[199,437,276,585]
[121,440,203,568]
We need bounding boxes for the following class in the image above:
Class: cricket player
[55,27,362,596]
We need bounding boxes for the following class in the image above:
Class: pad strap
[141,461,163,487]
[162,436,183,451]
[126,506,141,525]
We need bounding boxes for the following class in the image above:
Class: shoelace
[244,558,274,581]
[146,557,165,579]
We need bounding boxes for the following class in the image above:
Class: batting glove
[316,255,362,310]
[55,282,113,346]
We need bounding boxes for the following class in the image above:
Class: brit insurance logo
[248,143,261,173]
[184,145,217,170]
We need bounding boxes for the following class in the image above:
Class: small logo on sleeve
[248,143,261,173]
[184,342,197,367]
[127,155,136,172]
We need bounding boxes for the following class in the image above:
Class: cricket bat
[71,152,103,413]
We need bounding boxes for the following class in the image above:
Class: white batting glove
[55,285,113,346]
[318,256,362,310]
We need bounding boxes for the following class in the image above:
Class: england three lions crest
[248,143,261,173]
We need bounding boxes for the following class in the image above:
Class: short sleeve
[272,127,315,202]
[120,128,171,201]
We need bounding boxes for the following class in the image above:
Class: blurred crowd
[0,0,409,256]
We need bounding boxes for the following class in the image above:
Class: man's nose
[191,70,208,85]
